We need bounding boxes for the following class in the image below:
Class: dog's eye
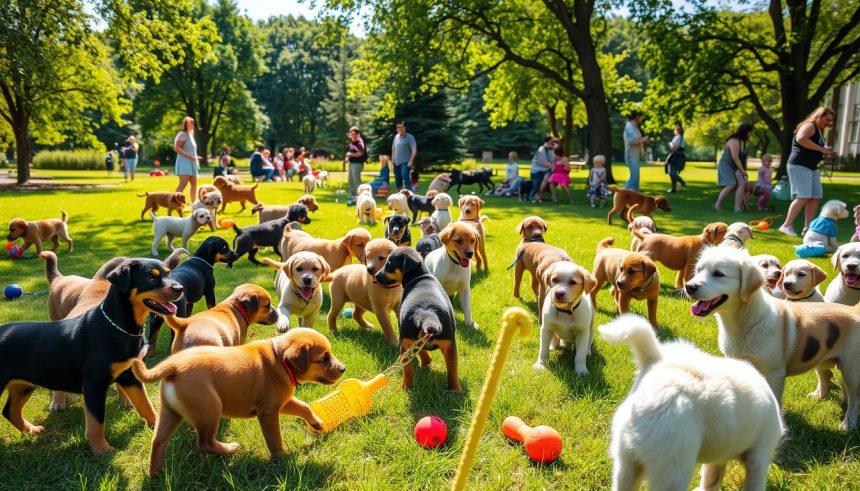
[569,280,577,285]
[551,277,559,284]
[712,271,725,277]
[798,272,806,277]
[312,267,319,272]
[628,268,635,275]
[320,354,330,364]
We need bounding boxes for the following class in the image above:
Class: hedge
[33,149,105,170]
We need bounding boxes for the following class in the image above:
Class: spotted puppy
[775,259,826,302]
[7,211,73,254]
[384,214,412,246]
[262,252,331,333]
[151,209,211,257]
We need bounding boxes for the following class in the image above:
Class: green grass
[1,162,859,490]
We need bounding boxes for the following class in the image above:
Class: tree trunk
[582,94,613,182]
[196,129,210,167]
[14,125,30,185]
[562,102,573,156]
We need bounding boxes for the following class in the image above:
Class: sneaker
[590,203,596,208]
[778,225,798,237]
[666,189,675,193]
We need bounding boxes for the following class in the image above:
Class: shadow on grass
[776,410,860,472]
[336,325,400,372]
[547,347,612,399]
[404,360,471,442]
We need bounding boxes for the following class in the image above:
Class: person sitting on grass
[369,155,392,195]
[489,151,523,196]
[750,154,776,211]
[249,144,275,182]
[587,154,612,208]
[540,147,573,203]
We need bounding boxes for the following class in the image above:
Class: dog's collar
[460,216,480,223]
[446,249,462,266]
[633,274,656,292]
[100,303,145,338]
[187,256,214,269]
[725,236,745,246]
[371,276,400,289]
[271,339,297,386]
[231,301,251,325]
[554,298,583,316]
[523,236,545,243]
[786,290,817,301]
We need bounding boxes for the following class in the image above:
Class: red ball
[523,426,563,463]
[414,416,447,449]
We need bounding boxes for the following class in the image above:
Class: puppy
[212,175,259,213]
[151,208,211,257]
[7,211,73,254]
[824,242,860,305]
[280,226,371,271]
[384,214,412,246]
[356,186,377,226]
[776,259,826,302]
[606,185,670,225]
[415,217,439,237]
[234,206,311,265]
[534,261,596,374]
[252,200,317,224]
[131,328,345,478]
[167,284,278,352]
[191,189,222,231]
[752,254,783,293]
[686,246,860,430]
[375,247,460,391]
[415,234,443,259]
[427,173,452,196]
[400,189,435,223]
[511,216,572,309]
[262,252,331,333]
[138,192,187,219]
[424,222,479,328]
[430,192,453,232]
[721,222,755,249]
[297,194,319,212]
[302,173,316,194]
[0,259,182,454]
[316,170,329,188]
[517,179,534,202]
[804,199,849,252]
[457,195,489,271]
[601,314,783,491]
[634,222,728,288]
[328,239,402,346]
[591,238,660,328]
[626,205,656,251]
[387,193,409,215]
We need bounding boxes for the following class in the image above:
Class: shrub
[33,149,105,170]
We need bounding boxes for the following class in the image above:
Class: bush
[33,149,105,170]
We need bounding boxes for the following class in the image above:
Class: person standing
[346,126,367,204]
[214,145,230,178]
[778,106,836,236]
[391,121,417,192]
[623,111,650,192]
[666,124,686,193]
[174,116,200,202]
[124,136,139,182]
[714,124,753,212]
[529,137,555,202]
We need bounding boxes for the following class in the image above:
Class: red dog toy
[749,214,782,231]
[502,416,562,463]
[414,416,447,449]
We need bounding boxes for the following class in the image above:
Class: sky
[235,0,367,35]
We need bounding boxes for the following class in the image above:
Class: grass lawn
[1,162,859,490]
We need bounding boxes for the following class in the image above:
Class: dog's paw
[49,402,66,412]
[807,389,828,400]
[840,417,857,432]
[276,316,291,333]
[466,320,479,329]
[575,365,589,376]
[24,424,45,435]
[533,361,547,371]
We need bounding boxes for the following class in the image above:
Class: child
[752,154,775,211]
[490,151,523,196]
[370,155,391,194]
[587,155,611,207]
[544,147,572,203]
[273,150,285,181]
[105,150,114,176]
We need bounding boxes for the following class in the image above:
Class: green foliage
[321,39,368,155]
[32,150,106,170]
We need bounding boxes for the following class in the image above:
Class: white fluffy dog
[430,192,453,232]
[316,170,329,188]
[803,199,849,252]
[387,193,409,215]
[824,242,860,305]
[601,314,783,491]
[191,189,222,231]
[151,208,210,256]
[356,185,376,226]
[302,174,316,194]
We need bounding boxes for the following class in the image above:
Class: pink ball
[414,416,447,449]
[7,245,23,258]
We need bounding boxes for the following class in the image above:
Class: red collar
[232,301,251,325]
[271,339,297,386]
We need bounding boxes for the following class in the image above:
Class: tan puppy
[167,284,278,352]
[591,237,660,328]
[280,226,372,271]
[138,192,187,219]
[752,254,783,293]
[262,252,331,333]
[457,195,489,271]
[328,239,401,345]
[7,211,73,254]
[606,185,670,225]
[387,193,409,215]
[252,195,319,223]
[427,173,452,195]
[721,222,755,249]
[430,192,453,231]
[776,259,827,302]
[511,216,571,309]
[626,205,656,251]
[212,175,259,213]
[634,222,728,288]
[302,173,316,194]
[131,328,345,478]
[297,194,319,212]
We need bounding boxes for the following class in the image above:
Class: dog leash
[505,237,546,271]
[382,331,433,377]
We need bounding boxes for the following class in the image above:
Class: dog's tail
[232,224,242,236]
[60,211,68,223]
[597,237,614,251]
[130,358,177,383]
[598,314,661,368]
[164,248,189,269]
[412,308,443,337]
[136,192,149,197]
[251,203,264,215]
[626,203,641,223]
[252,183,259,191]
[40,251,61,283]
[150,211,158,221]
[163,314,191,333]
[631,227,647,240]
[607,184,620,193]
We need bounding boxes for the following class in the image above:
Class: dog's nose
[554,290,565,300]
[366,266,375,275]
[170,284,184,295]
[303,277,312,286]
[464,208,472,214]
[465,250,474,259]
[615,280,625,289]
[336,364,346,373]
[685,283,698,294]
[783,281,794,289]
[847,264,858,272]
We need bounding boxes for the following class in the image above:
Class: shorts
[124,158,138,173]
[787,165,822,199]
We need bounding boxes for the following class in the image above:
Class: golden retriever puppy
[356,185,377,226]
[212,176,259,213]
[262,252,331,333]
[387,193,409,215]
[296,194,319,212]
[776,259,826,302]
[7,211,73,254]
[457,195,489,271]
[824,242,860,305]
[634,222,728,288]
[721,222,755,249]
[591,238,660,328]
[280,226,372,271]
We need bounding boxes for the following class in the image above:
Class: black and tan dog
[399,189,435,223]
[384,214,412,246]
[0,258,182,455]
[375,247,460,391]
[146,236,239,357]
[233,205,310,265]
[446,168,494,194]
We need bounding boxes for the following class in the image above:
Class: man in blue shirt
[391,121,417,191]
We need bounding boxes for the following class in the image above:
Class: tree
[635,0,860,178]
[321,37,367,156]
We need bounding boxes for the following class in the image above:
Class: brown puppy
[167,284,278,352]
[457,195,489,270]
[606,185,670,225]
[634,222,728,288]
[280,226,372,271]
[591,238,660,328]
[777,259,827,302]
[212,175,259,213]
[328,239,402,346]
[511,217,572,309]
[138,192,187,219]
[131,328,345,478]
[296,194,319,212]
[7,211,73,254]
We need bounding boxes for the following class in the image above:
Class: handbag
[772,178,790,201]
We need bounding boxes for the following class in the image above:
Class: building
[833,84,860,160]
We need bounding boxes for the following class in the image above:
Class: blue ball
[4,284,23,300]
[343,308,353,319]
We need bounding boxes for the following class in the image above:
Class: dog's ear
[400,249,422,277]
[743,224,754,240]
[642,257,657,279]
[539,218,548,232]
[458,195,468,208]
[476,197,485,208]
[282,256,298,282]
[106,261,134,292]
[241,292,260,313]
[403,216,411,225]
[740,259,765,301]
[832,245,845,271]
[811,264,828,286]
[438,225,453,245]
[515,219,525,236]
[541,263,558,287]
[579,267,597,295]
[284,343,311,373]
[776,269,784,289]
[317,256,332,282]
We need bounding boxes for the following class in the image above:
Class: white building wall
[834,84,860,158]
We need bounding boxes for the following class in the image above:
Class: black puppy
[400,189,435,222]
[146,236,238,356]
[0,258,182,455]
[518,180,534,202]
[415,234,442,259]
[446,168,494,194]
[375,247,459,391]
[384,214,412,246]
[233,204,310,265]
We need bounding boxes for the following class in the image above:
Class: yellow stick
[451,307,532,491]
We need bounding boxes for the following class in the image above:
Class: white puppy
[261,252,330,333]
[424,222,479,328]
[356,186,376,226]
[430,192,453,232]
[386,193,409,216]
[824,242,860,305]
[302,174,316,194]
[751,254,782,294]
[601,314,783,491]
[150,208,210,256]
[316,170,329,188]
[776,259,826,302]
[534,261,596,374]
[804,199,849,252]
[628,215,656,251]
[721,222,755,249]
[191,189,222,231]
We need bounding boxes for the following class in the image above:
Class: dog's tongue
[846,273,859,286]
[690,298,718,316]
[158,301,177,315]
[300,287,315,300]
[459,257,470,268]
[766,279,778,289]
